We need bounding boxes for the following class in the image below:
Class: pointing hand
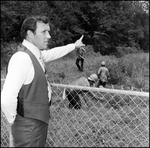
[74,35,85,48]
[79,35,84,41]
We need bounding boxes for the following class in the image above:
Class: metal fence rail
[1,82,149,147]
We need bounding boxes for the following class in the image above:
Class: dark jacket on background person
[76,47,85,59]
[75,47,85,71]
[62,74,98,109]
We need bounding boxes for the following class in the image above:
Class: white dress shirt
[1,39,76,123]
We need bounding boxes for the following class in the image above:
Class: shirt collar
[22,39,41,59]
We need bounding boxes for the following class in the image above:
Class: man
[62,74,98,109]
[1,16,85,147]
[97,61,110,88]
[75,46,85,71]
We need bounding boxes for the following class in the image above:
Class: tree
[1,1,149,69]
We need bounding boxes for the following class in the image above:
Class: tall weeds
[1,44,149,91]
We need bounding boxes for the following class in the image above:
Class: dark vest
[17,47,50,124]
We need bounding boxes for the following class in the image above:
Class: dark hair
[20,16,50,40]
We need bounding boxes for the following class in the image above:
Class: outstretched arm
[42,35,85,62]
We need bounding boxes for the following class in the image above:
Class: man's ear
[27,30,34,39]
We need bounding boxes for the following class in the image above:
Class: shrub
[116,46,139,58]
[1,41,19,70]
[107,60,125,85]
[106,52,149,90]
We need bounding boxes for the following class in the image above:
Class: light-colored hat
[101,61,105,66]
[88,74,98,82]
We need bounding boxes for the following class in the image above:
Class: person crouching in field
[62,74,98,109]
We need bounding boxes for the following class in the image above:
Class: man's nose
[46,32,51,39]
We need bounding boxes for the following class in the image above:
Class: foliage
[45,43,149,91]
[106,52,149,90]
[115,46,140,58]
[1,1,149,69]
[1,41,19,70]
[1,41,149,91]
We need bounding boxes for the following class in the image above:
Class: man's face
[32,22,51,50]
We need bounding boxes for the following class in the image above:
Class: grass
[46,45,149,91]
[1,44,149,91]
[45,90,149,147]
[1,45,149,147]
[44,48,149,147]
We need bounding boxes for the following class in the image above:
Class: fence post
[9,125,14,147]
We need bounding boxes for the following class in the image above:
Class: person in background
[75,46,86,71]
[62,74,98,109]
[1,15,85,147]
[97,61,110,88]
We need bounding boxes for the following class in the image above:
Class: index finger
[79,35,84,41]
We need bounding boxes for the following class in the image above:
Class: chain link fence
[1,81,149,147]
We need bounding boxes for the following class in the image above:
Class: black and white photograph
[1,1,149,147]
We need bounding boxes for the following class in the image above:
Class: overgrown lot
[1,44,149,92]
[46,45,149,92]
[45,87,149,147]
[1,45,149,147]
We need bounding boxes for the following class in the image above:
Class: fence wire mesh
[1,81,149,147]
